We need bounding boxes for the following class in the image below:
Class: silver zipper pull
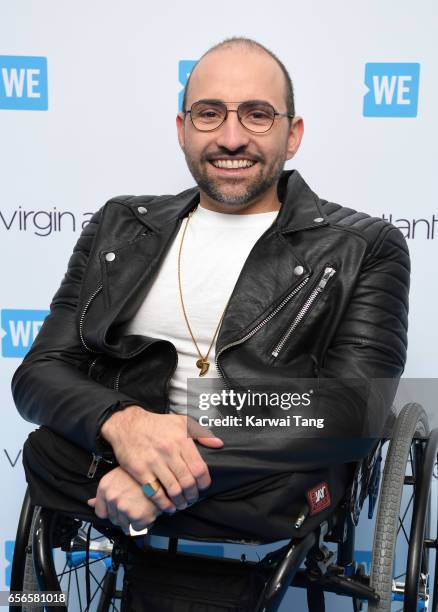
[317,267,336,291]
[87,453,102,478]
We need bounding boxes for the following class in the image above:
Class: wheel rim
[35,514,124,612]
[390,439,431,611]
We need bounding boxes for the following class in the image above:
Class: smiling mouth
[209,159,257,169]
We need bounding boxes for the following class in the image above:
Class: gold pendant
[196,358,210,376]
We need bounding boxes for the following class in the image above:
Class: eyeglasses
[184,99,294,134]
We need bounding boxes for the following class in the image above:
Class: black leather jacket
[11,170,410,468]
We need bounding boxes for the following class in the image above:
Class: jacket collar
[274,170,329,233]
[131,169,329,234]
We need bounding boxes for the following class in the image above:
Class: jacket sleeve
[308,223,410,461]
[11,201,148,455]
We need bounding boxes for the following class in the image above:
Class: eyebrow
[193,98,274,106]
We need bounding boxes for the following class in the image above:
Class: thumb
[197,436,224,448]
[187,417,223,445]
[87,498,96,506]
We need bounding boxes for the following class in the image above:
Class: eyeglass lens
[190,101,276,132]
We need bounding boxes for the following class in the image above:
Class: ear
[176,112,186,150]
[285,116,304,160]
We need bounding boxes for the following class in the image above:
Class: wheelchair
[9,402,438,612]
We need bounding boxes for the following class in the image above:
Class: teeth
[211,159,256,169]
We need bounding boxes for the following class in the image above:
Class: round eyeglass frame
[184,100,294,134]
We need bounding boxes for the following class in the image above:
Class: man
[12,37,409,546]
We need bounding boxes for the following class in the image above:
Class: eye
[199,109,221,118]
[248,110,271,120]
[240,104,275,125]
[192,103,225,123]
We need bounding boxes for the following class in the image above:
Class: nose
[215,110,250,151]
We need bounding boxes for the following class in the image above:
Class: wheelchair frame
[9,402,438,612]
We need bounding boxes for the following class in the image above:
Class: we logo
[0,309,49,358]
[0,56,48,110]
[363,63,420,118]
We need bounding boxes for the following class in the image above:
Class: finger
[93,493,109,519]
[144,488,178,514]
[106,498,119,525]
[115,511,130,535]
[147,465,187,511]
[108,497,146,535]
[187,418,224,447]
[106,499,129,533]
[181,438,212,492]
[87,498,96,506]
[167,454,199,507]
[197,436,224,448]
[130,502,160,531]
[141,469,179,513]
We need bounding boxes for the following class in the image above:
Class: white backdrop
[1,1,437,609]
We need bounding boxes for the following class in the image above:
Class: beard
[184,150,286,207]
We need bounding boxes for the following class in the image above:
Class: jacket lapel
[215,228,310,351]
[82,170,329,355]
[215,170,330,350]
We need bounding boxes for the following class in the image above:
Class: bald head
[182,37,295,117]
[176,37,303,213]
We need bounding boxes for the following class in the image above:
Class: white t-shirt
[123,204,279,413]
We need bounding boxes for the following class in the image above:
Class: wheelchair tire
[368,402,430,612]
[19,506,122,612]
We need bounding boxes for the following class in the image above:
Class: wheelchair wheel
[19,505,123,612]
[368,402,434,611]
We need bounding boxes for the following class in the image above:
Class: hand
[101,405,224,513]
[87,466,163,535]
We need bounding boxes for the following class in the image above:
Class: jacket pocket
[271,265,336,359]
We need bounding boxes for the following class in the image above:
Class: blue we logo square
[178,60,197,112]
[1,309,49,358]
[363,63,420,117]
[0,55,48,110]
[4,540,15,587]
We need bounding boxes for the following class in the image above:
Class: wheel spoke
[409,446,414,477]
[57,554,112,578]
[57,559,69,584]
[86,570,107,607]
[398,515,410,545]
[57,554,117,611]
[397,491,414,538]
[67,568,72,607]
[74,567,83,611]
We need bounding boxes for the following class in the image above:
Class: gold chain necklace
[177,206,230,376]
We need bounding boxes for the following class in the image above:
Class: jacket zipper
[87,452,113,478]
[215,276,310,386]
[271,266,336,358]
[88,357,99,378]
[113,366,123,391]
[79,283,103,353]
[87,345,121,478]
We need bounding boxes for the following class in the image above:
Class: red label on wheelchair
[306,482,331,515]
